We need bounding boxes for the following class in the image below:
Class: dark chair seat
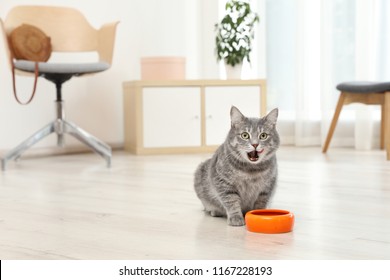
[336,81,390,93]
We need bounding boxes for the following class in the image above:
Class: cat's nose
[252,144,258,149]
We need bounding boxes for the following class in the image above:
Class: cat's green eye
[240,132,250,140]
[259,132,268,141]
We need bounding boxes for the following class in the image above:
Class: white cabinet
[205,86,261,146]
[123,80,266,154]
[143,87,201,148]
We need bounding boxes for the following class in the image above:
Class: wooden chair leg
[380,103,385,150]
[322,92,346,153]
[385,92,390,160]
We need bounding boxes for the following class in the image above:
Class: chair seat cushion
[337,81,390,93]
[14,59,110,75]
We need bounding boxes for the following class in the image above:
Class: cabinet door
[143,87,201,148]
[205,86,261,146]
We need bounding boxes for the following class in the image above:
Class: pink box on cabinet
[141,56,186,80]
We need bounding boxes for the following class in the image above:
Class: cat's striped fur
[194,106,280,226]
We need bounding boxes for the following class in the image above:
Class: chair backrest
[4,6,98,52]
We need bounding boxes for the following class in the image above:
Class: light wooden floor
[0,147,389,260]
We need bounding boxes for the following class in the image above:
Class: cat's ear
[230,106,245,127]
[264,108,278,126]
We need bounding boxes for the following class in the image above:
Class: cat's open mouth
[247,149,264,162]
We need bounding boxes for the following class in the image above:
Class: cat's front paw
[227,214,245,226]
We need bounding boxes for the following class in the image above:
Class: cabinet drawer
[143,87,201,148]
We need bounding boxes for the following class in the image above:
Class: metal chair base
[1,101,111,170]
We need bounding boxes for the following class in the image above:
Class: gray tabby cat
[194,106,279,226]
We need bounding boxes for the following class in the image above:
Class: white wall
[0,0,264,153]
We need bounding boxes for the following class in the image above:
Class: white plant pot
[225,62,243,79]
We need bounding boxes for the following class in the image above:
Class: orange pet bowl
[245,209,294,234]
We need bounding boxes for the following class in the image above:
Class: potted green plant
[215,0,259,79]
